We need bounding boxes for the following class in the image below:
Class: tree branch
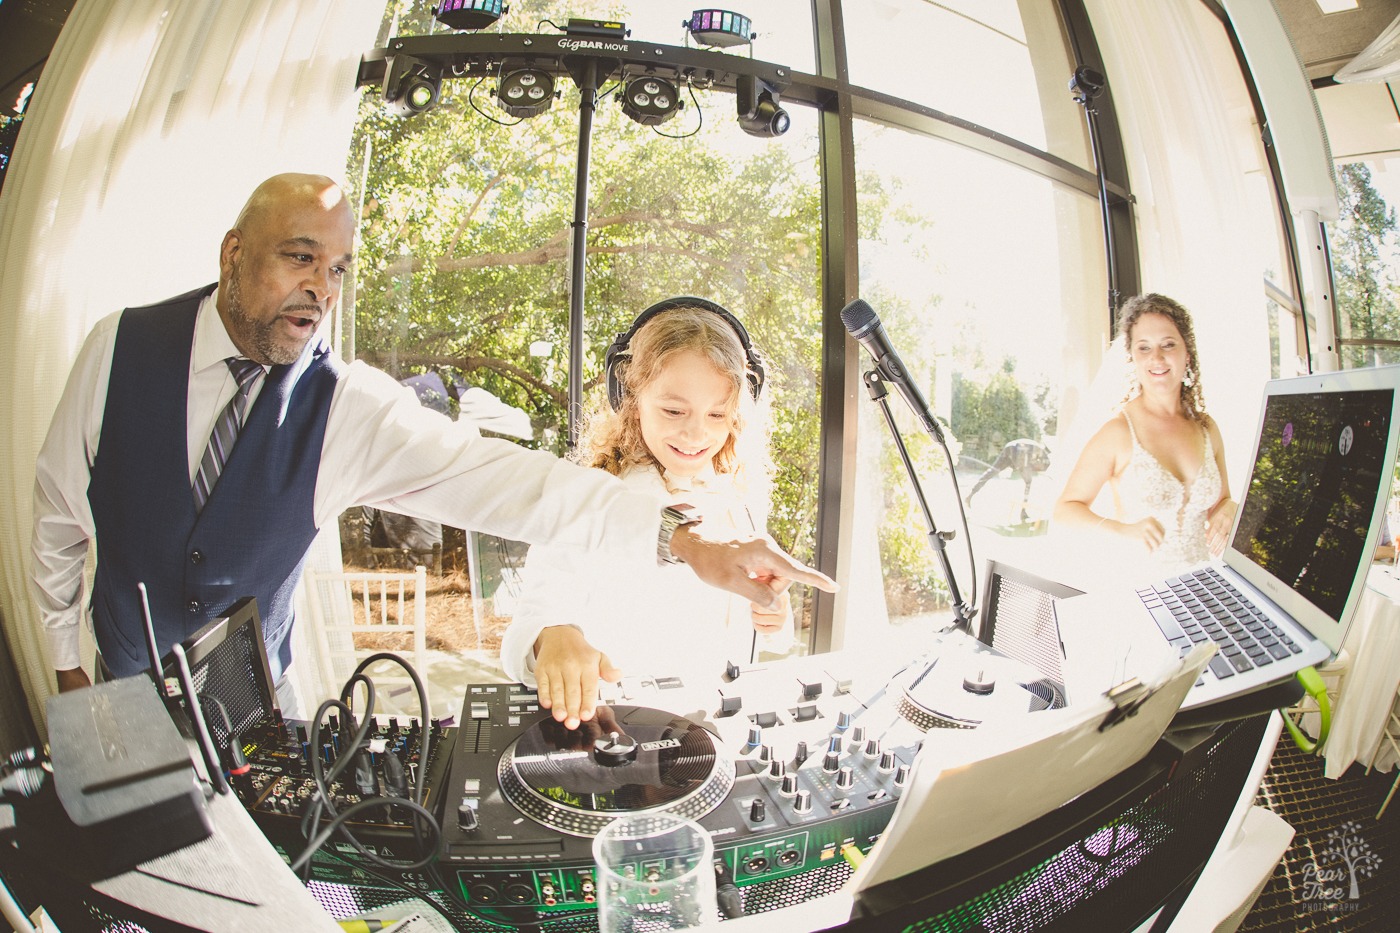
[382,212,735,276]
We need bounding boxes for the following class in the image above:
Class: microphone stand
[863,370,975,632]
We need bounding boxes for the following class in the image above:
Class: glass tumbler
[591,812,718,932]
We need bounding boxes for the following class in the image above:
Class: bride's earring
[1183,367,1195,388]
[1126,361,1140,398]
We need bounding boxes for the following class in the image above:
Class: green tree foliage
[346,1,828,561]
[950,364,1042,464]
[347,2,1030,610]
[1331,163,1400,368]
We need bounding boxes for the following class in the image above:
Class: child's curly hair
[577,304,773,497]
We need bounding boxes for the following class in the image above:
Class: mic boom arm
[841,298,976,631]
[862,370,975,632]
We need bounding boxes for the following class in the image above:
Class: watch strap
[658,504,703,564]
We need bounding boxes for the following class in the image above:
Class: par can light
[620,75,681,126]
[495,68,557,118]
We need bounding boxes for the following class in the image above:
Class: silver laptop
[1059,365,1400,711]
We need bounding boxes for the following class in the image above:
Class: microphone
[840,298,945,441]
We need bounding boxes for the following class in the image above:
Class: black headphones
[603,296,766,411]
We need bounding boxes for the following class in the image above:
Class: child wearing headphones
[500,299,793,728]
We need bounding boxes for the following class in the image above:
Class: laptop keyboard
[1136,566,1302,683]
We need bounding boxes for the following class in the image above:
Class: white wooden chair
[303,566,429,701]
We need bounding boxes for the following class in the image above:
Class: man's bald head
[234,173,352,233]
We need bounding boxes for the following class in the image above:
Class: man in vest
[30,173,834,724]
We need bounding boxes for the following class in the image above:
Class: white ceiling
[1273,0,1400,79]
[1272,0,1400,163]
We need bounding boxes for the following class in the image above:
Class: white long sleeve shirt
[500,465,793,685]
[31,289,659,670]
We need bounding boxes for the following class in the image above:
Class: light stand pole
[566,57,601,448]
[1070,65,1119,319]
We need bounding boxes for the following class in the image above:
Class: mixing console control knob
[836,711,853,731]
[827,735,843,754]
[849,726,866,746]
[749,798,767,822]
[879,750,897,772]
[767,759,786,781]
[864,738,881,759]
[794,789,813,814]
[822,751,841,773]
[836,766,855,789]
[457,802,480,831]
[388,717,399,733]
[756,744,773,764]
[780,774,798,796]
[895,763,911,786]
[793,740,810,766]
[745,725,763,749]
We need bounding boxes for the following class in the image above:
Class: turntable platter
[498,705,735,837]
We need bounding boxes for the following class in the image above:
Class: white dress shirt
[500,465,793,685]
[31,290,659,670]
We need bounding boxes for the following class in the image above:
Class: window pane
[349,11,823,661]
[1330,159,1400,370]
[843,0,1091,167]
[844,121,1105,638]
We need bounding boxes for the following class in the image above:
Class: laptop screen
[1230,382,1395,627]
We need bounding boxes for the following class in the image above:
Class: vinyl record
[498,705,735,837]
[897,649,1065,731]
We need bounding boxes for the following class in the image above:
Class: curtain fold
[0,0,384,737]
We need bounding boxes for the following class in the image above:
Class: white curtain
[0,0,385,736]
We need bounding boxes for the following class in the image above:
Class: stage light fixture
[384,57,443,118]
[495,67,557,118]
[433,0,507,31]
[683,9,755,47]
[620,75,681,126]
[735,73,789,138]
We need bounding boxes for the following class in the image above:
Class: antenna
[138,582,166,699]
[171,643,229,796]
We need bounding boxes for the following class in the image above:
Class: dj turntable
[434,631,1065,924]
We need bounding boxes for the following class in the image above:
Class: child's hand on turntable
[533,625,623,730]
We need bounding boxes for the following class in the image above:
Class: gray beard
[224,271,305,366]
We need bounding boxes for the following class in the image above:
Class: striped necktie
[193,357,264,512]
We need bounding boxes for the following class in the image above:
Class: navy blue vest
[87,285,340,680]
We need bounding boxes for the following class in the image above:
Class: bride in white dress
[1054,294,1236,580]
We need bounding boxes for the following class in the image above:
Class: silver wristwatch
[657,504,703,564]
